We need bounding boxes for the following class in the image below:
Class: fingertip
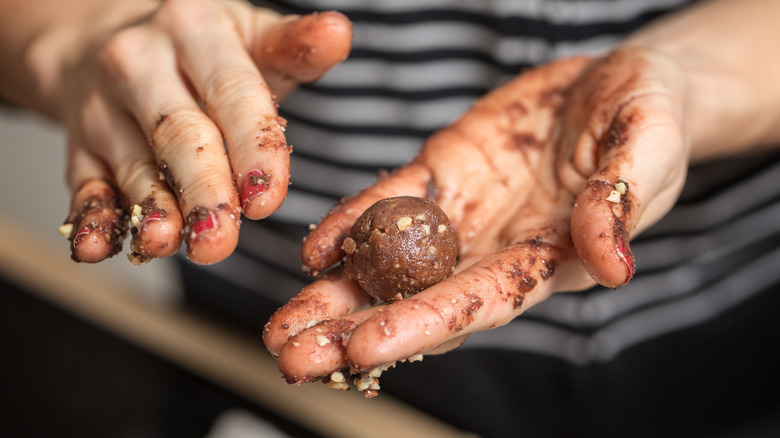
[571,180,636,288]
[66,179,127,263]
[240,169,288,220]
[131,209,184,259]
[183,204,241,265]
[70,223,124,263]
[260,10,353,84]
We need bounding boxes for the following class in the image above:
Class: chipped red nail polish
[187,207,217,239]
[615,231,636,284]
[140,210,162,228]
[72,225,91,246]
[241,170,268,208]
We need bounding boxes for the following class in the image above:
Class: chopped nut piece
[408,354,424,363]
[58,223,74,239]
[437,224,447,233]
[330,371,346,383]
[130,204,144,228]
[368,361,397,378]
[355,374,379,392]
[304,319,319,329]
[308,223,317,230]
[315,335,331,346]
[127,252,151,265]
[325,381,350,391]
[396,216,413,231]
[606,190,622,203]
[614,181,627,195]
[422,224,431,235]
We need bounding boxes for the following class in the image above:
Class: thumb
[570,89,688,288]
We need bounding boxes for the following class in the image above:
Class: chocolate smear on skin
[513,133,542,149]
[157,160,179,198]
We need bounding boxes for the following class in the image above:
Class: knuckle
[114,154,157,193]
[154,0,227,35]
[97,26,152,80]
[150,108,217,149]
[202,67,265,109]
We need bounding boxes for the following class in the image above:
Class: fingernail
[130,203,163,232]
[186,207,217,240]
[614,224,636,285]
[241,170,269,208]
[72,224,92,246]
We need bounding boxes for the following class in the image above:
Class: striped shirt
[190,0,780,366]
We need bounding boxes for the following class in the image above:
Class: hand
[263,48,691,386]
[54,0,351,264]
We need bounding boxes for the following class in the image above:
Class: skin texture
[0,0,352,265]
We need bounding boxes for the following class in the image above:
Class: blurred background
[0,107,475,438]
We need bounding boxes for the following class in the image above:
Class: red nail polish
[140,210,162,229]
[615,232,636,284]
[187,207,217,239]
[72,225,91,246]
[241,170,268,208]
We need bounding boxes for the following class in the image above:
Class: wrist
[622,0,780,162]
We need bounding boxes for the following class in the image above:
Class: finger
[92,101,184,262]
[276,307,382,385]
[263,268,372,356]
[155,1,290,220]
[301,163,432,275]
[62,144,126,263]
[250,11,353,100]
[568,51,688,288]
[98,26,240,265]
[345,228,577,371]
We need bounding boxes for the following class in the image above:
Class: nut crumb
[315,335,331,346]
[396,216,413,231]
[58,223,74,239]
[606,190,622,203]
[614,181,627,195]
[325,381,350,391]
[437,224,447,233]
[408,354,424,363]
[304,319,319,329]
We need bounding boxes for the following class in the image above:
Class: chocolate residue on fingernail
[68,191,128,262]
[242,170,269,208]
[613,219,636,284]
[183,206,217,243]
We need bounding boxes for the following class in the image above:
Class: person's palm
[265,48,690,385]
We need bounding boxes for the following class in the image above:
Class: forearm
[625,0,780,162]
[0,0,156,118]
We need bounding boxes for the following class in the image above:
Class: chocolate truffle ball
[342,196,458,302]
